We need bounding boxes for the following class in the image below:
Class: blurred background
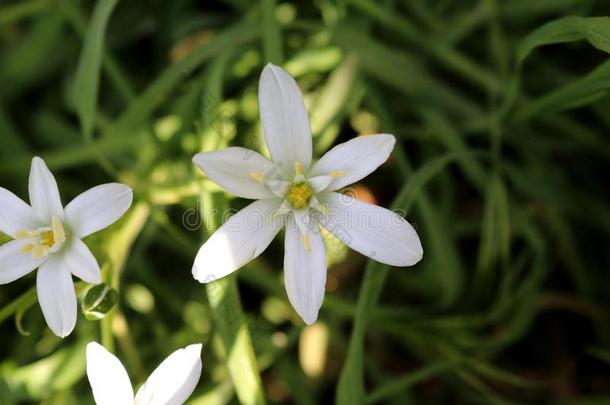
[1,0,610,404]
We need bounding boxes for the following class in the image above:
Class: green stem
[206,278,266,405]
[101,202,151,352]
[0,288,37,325]
[202,191,266,405]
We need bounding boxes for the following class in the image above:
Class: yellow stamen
[15,230,32,239]
[286,182,313,209]
[40,231,54,246]
[16,216,67,258]
[249,172,264,183]
[330,170,347,178]
[295,161,304,177]
[51,216,66,243]
[302,233,311,252]
[32,245,47,259]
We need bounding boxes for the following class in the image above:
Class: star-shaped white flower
[86,342,203,405]
[192,64,423,324]
[0,157,133,337]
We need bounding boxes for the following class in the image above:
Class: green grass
[1,0,610,403]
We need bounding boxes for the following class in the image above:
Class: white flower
[0,157,132,337]
[192,64,423,325]
[86,342,203,405]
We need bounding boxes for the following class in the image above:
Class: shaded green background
[1,0,610,403]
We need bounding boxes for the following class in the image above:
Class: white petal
[29,157,64,222]
[0,187,44,238]
[309,134,396,190]
[86,342,135,405]
[318,192,423,266]
[258,63,312,176]
[65,183,133,238]
[134,344,202,405]
[0,239,44,284]
[63,238,101,284]
[307,175,334,193]
[193,147,278,199]
[193,199,284,282]
[36,256,77,338]
[284,215,327,325]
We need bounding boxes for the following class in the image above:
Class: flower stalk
[202,190,267,405]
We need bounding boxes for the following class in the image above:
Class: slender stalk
[202,191,266,405]
[0,288,37,325]
[101,202,151,352]
[262,0,283,64]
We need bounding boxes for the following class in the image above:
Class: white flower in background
[192,64,423,325]
[86,342,203,405]
[0,157,132,337]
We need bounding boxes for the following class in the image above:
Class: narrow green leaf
[421,108,487,191]
[515,59,610,120]
[261,0,283,64]
[477,175,511,271]
[112,22,257,130]
[331,23,482,120]
[310,54,360,153]
[0,131,145,175]
[517,16,610,65]
[337,155,462,404]
[346,0,500,93]
[0,9,65,98]
[70,0,119,140]
[366,362,451,403]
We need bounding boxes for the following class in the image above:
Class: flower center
[286,182,313,209]
[16,216,66,259]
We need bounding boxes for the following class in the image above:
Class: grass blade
[70,0,119,140]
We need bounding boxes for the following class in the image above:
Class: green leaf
[345,0,500,93]
[477,175,511,271]
[0,9,65,98]
[5,341,87,399]
[515,59,610,120]
[112,21,257,131]
[331,23,482,121]
[70,0,119,140]
[310,54,361,153]
[366,362,451,404]
[517,16,610,65]
[261,0,283,64]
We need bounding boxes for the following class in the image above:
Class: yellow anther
[51,216,66,243]
[302,233,311,252]
[32,245,47,259]
[16,216,67,258]
[249,172,265,183]
[40,231,54,247]
[286,182,313,209]
[295,161,304,177]
[329,170,347,178]
[15,230,32,239]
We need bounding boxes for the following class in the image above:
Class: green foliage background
[1,0,610,403]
